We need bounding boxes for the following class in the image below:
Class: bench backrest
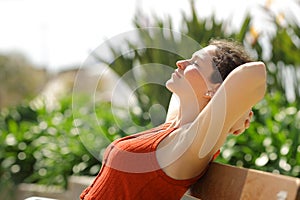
[188,163,300,200]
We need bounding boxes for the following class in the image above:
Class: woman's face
[166,45,219,100]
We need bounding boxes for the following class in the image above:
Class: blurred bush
[217,91,300,177]
[0,92,154,193]
[0,97,124,190]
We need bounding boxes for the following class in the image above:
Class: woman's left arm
[188,61,267,160]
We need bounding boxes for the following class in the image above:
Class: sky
[0,0,298,72]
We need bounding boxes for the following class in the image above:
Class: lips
[174,70,181,78]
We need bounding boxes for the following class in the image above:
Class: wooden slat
[189,163,300,200]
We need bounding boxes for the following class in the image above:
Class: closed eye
[192,61,200,67]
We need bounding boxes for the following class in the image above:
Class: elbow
[244,61,267,79]
[257,80,267,101]
[241,61,267,100]
[256,61,267,80]
[253,61,267,100]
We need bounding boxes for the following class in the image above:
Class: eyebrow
[191,49,212,61]
[191,53,204,60]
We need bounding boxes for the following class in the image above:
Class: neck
[174,97,208,127]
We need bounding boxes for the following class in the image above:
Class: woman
[80,39,266,200]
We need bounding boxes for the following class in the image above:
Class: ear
[203,91,213,100]
[203,83,222,100]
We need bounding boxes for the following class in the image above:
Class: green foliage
[0,97,129,190]
[216,91,300,177]
[0,95,154,196]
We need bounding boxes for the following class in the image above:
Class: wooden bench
[19,163,300,200]
[183,163,300,200]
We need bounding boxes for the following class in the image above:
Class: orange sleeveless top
[80,123,219,200]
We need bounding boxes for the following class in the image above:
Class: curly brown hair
[209,39,253,84]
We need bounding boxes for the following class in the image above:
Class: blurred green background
[1,0,300,199]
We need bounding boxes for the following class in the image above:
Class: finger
[233,128,245,135]
[249,110,254,118]
[245,119,250,129]
[233,130,240,135]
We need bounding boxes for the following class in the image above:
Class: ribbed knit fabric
[80,123,219,200]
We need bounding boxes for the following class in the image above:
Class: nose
[176,60,189,70]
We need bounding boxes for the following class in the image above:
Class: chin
[165,80,175,92]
